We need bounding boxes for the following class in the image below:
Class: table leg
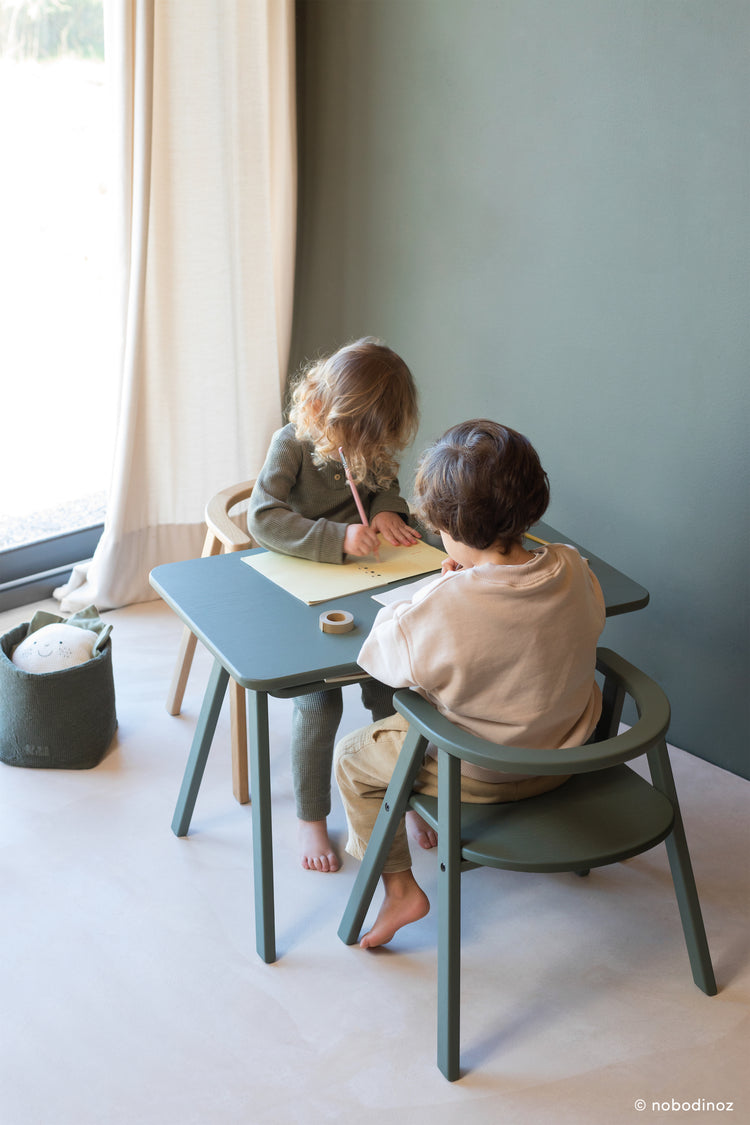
[171,658,230,837]
[246,689,276,963]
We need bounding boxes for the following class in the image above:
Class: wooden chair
[338,647,717,1080]
[166,480,257,804]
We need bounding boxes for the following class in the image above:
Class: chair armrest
[392,648,671,776]
[204,480,257,552]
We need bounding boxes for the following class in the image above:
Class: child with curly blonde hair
[248,337,421,871]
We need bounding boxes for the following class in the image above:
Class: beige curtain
[57,0,296,610]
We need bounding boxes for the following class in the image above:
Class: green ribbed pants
[291,679,394,821]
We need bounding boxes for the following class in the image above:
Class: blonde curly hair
[288,337,419,489]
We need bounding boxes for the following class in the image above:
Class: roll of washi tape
[319,610,355,634]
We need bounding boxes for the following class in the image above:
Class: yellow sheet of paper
[242,539,447,605]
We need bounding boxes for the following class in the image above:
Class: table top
[149,520,648,695]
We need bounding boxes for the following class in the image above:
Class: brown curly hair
[414,419,550,551]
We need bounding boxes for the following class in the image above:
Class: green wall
[290,0,750,777]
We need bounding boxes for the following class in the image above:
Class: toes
[300,853,340,872]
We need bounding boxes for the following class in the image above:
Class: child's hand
[344,523,381,557]
[370,511,422,547]
[441,557,464,574]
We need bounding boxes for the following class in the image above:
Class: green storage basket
[0,622,117,769]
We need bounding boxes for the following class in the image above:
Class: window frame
[0,525,103,612]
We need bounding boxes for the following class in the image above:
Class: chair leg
[663,826,717,995]
[437,749,462,1081]
[166,627,199,715]
[229,677,250,804]
[165,529,222,716]
[338,728,429,946]
[648,742,717,996]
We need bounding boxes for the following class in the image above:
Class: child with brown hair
[334,419,606,946]
[248,337,421,872]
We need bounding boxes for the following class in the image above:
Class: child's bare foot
[298,819,340,872]
[406,809,438,850]
[360,870,430,948]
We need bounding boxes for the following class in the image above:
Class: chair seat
[410,764,675,872]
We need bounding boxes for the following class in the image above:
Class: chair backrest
[393,647,671,780]
[204,479,257,553]
[398,647,678,879]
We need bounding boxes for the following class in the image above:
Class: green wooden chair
[338,648,717,1081]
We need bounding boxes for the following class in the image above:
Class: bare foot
[406,809,438,850]
[298,819,340,872]
[360,870,430,948]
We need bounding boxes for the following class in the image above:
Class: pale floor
[1,597,748,1125]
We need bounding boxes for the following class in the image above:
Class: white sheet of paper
[371,573,442,606]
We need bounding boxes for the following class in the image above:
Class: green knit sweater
[247,424,411,564]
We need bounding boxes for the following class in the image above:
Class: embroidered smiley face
[11,624,98,673]
[34,637,72,661]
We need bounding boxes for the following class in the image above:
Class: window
[0,0,113,608]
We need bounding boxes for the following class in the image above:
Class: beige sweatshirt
[357,543,607,782]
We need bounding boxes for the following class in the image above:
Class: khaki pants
[334,714,569,874]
